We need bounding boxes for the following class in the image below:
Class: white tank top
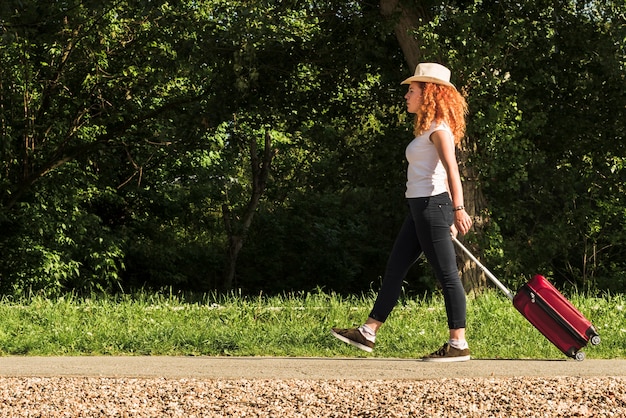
[405,122,452,198]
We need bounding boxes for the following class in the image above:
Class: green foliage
[0,0,625,296]
[0,0,218,294]
[414,0,626,292]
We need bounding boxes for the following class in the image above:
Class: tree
[0,0,217,293]
[410,0,626,291]
[222,129,274,290]
[1,0,624,297]
[1,0,411,294]
[380,0,489,290]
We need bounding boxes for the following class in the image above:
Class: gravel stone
[1,376,625,417]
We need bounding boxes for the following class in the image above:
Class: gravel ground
[1,376,625,417]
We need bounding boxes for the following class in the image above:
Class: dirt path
[2,356,626,380]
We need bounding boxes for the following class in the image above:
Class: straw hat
[401,63,455,88]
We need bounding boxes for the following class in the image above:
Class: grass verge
[0,290,623,359]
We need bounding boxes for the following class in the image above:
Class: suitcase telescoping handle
[452,236,515,301]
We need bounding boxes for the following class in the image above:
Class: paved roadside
[2,356,626,380]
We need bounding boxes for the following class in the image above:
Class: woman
[332,63,473,362]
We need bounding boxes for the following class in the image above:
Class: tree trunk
[380,0,425,69]
[380,0,488,291]
[222,130,274,291]
[457,137,488,291]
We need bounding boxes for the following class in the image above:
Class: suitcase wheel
[590,335,601,346]
[575,351,585,361]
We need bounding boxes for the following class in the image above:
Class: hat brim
[401,75,455,88]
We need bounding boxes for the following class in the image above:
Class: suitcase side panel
[513,291,585,357]
[513,284,588,358]
[525,275,596,339]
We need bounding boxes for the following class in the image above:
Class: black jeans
[369,193,466,330]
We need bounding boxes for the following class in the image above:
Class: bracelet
[452,205,465,212]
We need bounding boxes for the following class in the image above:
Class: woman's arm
[431,130,473,236]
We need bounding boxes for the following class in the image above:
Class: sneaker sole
[331,330,373,353]
[422,355,471,363]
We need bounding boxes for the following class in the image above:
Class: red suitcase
[453,237,600,360]
[513,274,600,360]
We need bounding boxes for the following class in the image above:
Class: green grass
[0,290,624,359]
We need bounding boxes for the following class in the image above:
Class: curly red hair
[413,82,468,145]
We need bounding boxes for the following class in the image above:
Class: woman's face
[404,82,423,114]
